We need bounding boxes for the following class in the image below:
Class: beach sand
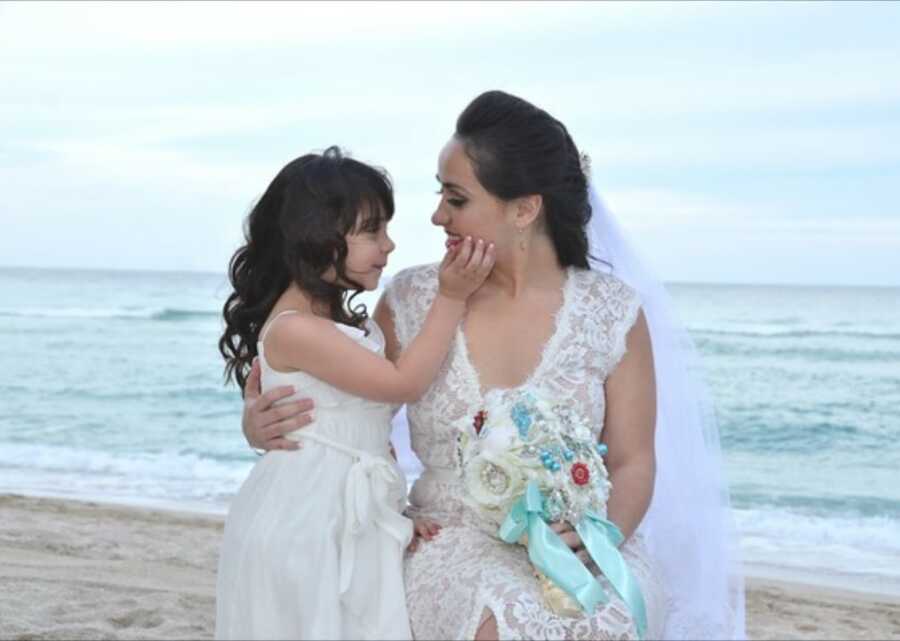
[1,493,898,640]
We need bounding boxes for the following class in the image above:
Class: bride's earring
[518,226,526,251]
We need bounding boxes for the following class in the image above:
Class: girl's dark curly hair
[219,146,394,391]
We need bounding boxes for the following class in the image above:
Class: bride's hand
[550,521,591,565]
[242,357,316,451]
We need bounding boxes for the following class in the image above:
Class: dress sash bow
[296,432,413,595]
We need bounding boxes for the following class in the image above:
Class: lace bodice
[385,263,641,479]
[386,264,665,641]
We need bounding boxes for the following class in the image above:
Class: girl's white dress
[215,313,413,640]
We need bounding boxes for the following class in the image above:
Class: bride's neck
[486,233,566,299]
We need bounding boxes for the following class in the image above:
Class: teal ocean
[1,267,898,594]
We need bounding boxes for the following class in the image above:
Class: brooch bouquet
[455,390,647,637]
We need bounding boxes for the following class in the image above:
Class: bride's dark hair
[219,146,394,391]
[455,90,592,269]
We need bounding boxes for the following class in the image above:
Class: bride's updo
[455,90,591,269]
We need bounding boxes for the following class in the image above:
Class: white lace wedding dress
[385,264,667,641]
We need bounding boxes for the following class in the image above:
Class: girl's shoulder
[261,311,330,357]
[262,313,375,370]
[264,312,372,347]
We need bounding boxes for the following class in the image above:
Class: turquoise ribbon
[498,481,647,639]
[576,510,647,639]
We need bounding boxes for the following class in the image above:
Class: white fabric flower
[463,452,528,510]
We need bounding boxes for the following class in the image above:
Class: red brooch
[571,462,590,486]
[473,410,488,435]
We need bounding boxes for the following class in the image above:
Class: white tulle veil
[586,183,746,639]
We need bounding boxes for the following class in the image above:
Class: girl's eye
[351,228,382,240]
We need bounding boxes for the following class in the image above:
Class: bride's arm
[242,358,315,452]
[601,309,657,542]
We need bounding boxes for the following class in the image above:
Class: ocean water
[1,267,898,594]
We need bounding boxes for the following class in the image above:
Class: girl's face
[343,216,395,291]
[431,137,518,258]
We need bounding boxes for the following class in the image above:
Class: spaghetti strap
[259,310,303,343]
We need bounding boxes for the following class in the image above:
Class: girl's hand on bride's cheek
[438,237,496,301]
[242,357,315,451]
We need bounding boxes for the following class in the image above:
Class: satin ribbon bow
[339,453,413,595]
[498,481,647,639]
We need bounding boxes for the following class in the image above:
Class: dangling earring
[518,226,526,252]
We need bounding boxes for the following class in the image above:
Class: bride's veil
[587,183,747,639]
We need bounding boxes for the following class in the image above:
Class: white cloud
[602,188,753,227]
[0,1,677,52]
[584,121,900,171]
[25,139,265,199]
[558,49,900,120]
[0,1,898,285]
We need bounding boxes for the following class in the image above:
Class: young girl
[215,147,494,640]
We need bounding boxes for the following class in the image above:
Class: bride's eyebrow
[435,174,470,196]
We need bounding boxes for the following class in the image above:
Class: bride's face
[431,137,518,257]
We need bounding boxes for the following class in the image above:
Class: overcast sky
[2,1,898,286]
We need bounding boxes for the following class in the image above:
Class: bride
[242,90,745,640]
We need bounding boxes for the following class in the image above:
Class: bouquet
[455,390,647,637]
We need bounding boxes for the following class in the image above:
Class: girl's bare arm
[267,238,493,404]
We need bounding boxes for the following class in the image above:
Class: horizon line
[0,263,897,290]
